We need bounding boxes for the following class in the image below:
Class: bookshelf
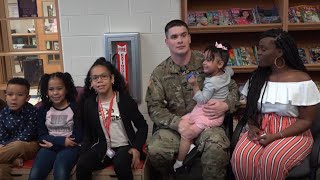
[0,0,62,93]
[181,0,320,84]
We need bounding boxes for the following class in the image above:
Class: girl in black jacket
[76,57,148,180]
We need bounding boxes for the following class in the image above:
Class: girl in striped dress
[231,29,320,180]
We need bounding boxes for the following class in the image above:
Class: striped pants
[231,113,313,180]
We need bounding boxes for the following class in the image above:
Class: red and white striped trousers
[231,113,313,180]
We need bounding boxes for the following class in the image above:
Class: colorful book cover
[235,48,243,66]
[310,47,320,64]
[230,8,241,25]
[228,49,237,66]
[298,48,308,64]
[188,12,197,26]
[293,6,304,23]
[317,5,320,17]
[288,7,298,23]
[206,12,214,25]
[218,10,225,25]
[256,6,281,24]
[239,47,256,65]
[17,0,38,17]
[233,48,242,66]
[211,10,220,25]
[231,8,255,24]
[195,12,208,26]
[300,5,320,22]
[252,8,259,24]
[246,47,257,65]
[222,9,234,25]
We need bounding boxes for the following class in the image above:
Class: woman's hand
[257,133,277,146]
[203,99,228,119]
[128,148,140,169]
[65,137,77,147]
[39,140,53,148]
[247,125,260,143]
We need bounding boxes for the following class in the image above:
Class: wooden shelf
[305,64,320,71]
[231,65,257,73]
[0,84,39,91]
[189,24,283,34]
[11,33,36,37]
[0,51,59,56]
[0,16,57,21]
[0,83,6,91]
[288,22,320,31]
[231,64,320,73]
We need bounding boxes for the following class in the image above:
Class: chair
[150,113,234,180]
[230,104,320,180]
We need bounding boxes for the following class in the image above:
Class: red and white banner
[116,42,129,83]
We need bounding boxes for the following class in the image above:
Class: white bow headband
[215,42,228,50]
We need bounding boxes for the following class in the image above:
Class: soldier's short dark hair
[7,77,30,94]
[165,19,189,38]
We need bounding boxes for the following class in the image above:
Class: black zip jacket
[80,91,148,158]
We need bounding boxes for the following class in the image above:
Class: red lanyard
[98,93,115,138]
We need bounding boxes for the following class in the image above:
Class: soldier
[145,19,239,180]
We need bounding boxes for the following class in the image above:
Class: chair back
[310,103,320,139]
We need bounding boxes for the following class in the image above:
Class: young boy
[0,77,39,180]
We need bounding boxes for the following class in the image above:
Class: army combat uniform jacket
[146,50,239,131]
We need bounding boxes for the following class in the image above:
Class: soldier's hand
[128,148,140,169]
[203,99,228,119]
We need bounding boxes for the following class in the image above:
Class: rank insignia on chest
[180,66,190,75]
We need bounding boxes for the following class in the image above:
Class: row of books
[289,5,320,23]
[228,46,258,66]
[226,46,320,67]
[299,47,320,64]
[188,6,281,26]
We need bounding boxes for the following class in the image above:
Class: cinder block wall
[58,0,181,137]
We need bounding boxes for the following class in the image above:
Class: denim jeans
[28,146,80,180]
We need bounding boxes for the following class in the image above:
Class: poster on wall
[104,33,141,103]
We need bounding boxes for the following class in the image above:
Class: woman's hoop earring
[274,57,285,68]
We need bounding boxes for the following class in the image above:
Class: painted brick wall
[58,0,181,136]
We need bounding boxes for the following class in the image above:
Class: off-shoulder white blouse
[241,80,320,117]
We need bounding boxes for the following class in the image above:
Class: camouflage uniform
[146,50,239,180]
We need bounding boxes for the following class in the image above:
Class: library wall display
[181,0,320,82]
[0,0,63,91]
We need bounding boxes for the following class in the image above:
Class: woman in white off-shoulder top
[231,29,320,180]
